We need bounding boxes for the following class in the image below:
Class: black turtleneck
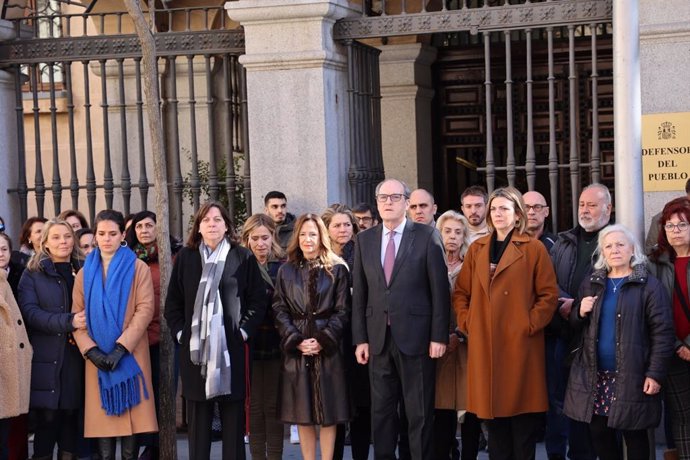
[571,227,600,295]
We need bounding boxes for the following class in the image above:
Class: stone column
[225,0,357,215]
[0,20,21,236]
[613,0,643,241]
[378,43,437,192]
[640,0,690,232]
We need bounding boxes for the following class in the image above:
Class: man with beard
[353,202,379,231]
[460,186,490,243]
[263,190,295,251]
[549,183,612,460]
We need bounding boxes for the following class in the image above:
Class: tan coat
[453,232,558,419]
[0,270,32,419]
[72,259,158,437]
[435,264,467,410]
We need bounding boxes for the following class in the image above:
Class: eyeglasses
[525,204,547,212]
[664,222,689,232]
[376,194,407,203]
[355,216,373,223]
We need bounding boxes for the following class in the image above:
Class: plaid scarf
[190,239,232,399]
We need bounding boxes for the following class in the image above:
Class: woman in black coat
[240,213,285,460]
[564,224,675,460]
[17,219,85,460]
[165,202,266,460]
[648,197,690,460]
[273,213,351,460]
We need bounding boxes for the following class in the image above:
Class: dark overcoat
[165,243,267,402]
[18,257,83,409]
[563,265,675,430]
[273,261,351,426]
[453,232,559,419]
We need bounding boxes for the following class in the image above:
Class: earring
[120,240,128,248]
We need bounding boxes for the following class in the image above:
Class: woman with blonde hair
[240,213,285,460]
[454,186,559,460]
[273,213,351,460]
[321,205,358,269]
[18,219,85,459]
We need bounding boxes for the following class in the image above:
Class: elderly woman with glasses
[565,224,675,460]
[649,197,690,460]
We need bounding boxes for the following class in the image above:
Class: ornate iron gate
[335,0,613,232]
[0,3,248,236]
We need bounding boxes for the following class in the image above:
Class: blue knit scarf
[84,246,148,416]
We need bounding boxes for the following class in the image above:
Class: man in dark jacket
[524,191,563,460]
[263,190,295,251]
[550,183,612,460]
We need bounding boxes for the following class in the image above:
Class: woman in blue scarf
[72,210,158,460]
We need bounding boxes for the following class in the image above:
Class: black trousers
[434,409,458,460]
[32,408,80,457]
[460,412,482,460]
[0,418,9,460]
[486,412,544,460]
[589,414,650,460]
[186,398,245,460]
[369,328,435,460]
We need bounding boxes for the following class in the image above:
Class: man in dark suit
[352,178,449,459]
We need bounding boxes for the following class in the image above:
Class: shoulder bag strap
[673,274,690,322]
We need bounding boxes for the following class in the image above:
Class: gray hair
[582,183,612,206]
[593,224,647,271]
[375,179,411,199]
[436,210,471,259]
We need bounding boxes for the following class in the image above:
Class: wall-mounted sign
[642,112,690,191]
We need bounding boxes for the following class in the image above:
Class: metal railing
[0,5,249,236]
[336,0,613,231]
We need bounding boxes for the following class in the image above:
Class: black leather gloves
[85,347,113,371]
[85,343,129,371]
[106,343,129,370]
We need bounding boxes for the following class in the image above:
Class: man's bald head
[523,191,550,238]
[408,188,437,225]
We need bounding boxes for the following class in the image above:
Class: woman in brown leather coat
[273,213,351,460]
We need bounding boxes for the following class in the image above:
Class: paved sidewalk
[172,437,665,459]
[31,436,666,459]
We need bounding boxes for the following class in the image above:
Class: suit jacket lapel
[371,225,387,287]
[389,220,415,285]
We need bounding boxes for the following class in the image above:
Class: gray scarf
[190,239,232,399]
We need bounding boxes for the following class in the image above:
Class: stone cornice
[0,30,245,66]
[225,0,357,25]
[640,21,690,43]
[334,0,612,40]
